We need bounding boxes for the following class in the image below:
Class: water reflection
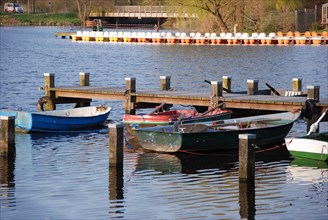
[0,153,16,209]
[0,133,33,211]
[239,182,255,219]
[136,152,238,174]
[108,164,125,218]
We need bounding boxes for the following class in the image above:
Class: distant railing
[323,3,328,25]
[89,5,196,18]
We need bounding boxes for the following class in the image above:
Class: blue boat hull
[0,106,111,132]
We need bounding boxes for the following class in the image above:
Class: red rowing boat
[123,103,232,126]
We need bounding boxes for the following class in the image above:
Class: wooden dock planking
[42,74,327,123]
[51,85,314,112]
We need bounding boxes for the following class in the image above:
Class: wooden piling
[307,85,320,101]
[1,116,15,157]
[211,81,223,97]
[222,76,231,93]
[44,73,55,98]
[238,134,256,183]
[108,123,124,166]
[125,77,136,114]
[211,81,222,107]
[247,80,258,95]
[43,73,56,111]
[160,76,171,91]
[78,72,91,107]
[292,78,302,92]
[80,72,90,86]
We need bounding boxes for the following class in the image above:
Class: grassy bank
[0,13,82,26]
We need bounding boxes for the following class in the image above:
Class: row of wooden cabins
[70,31,328,45]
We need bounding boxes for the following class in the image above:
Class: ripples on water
[0,27,328,219]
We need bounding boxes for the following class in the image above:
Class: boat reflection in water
[131,145,292,219]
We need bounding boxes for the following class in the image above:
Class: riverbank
[0,12,81,26]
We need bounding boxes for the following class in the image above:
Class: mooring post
[125,77,136,114]
[307,85,320,101]
[78,72,91,107]
[160,76,171,90]
[306,85,321,132]
[292,78,302,92]
[239,134,256,183]
[44,73,55,98]
[211,81,223,107]
[80,72,90,86]
[43,73,56,111]
[108,123,124,200]
[108,123,124,166]
[222,76,231,92]
[247,80,258,95]
[1,116,15,157]
[211,81,223,97]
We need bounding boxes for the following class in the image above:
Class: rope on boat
[255,143,285,153]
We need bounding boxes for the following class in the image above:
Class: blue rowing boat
[0,105,111,132]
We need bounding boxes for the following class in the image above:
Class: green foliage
[258,11,295,33]
[0,13,82,26]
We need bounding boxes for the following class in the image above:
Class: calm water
[0,27,328,219]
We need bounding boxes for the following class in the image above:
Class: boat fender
[37,96,56,111]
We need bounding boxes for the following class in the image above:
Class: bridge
[89,6,196,19]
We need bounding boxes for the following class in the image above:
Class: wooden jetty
[55,32,75,39]
[39,73,328,126]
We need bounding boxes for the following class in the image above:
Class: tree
[165,0,236,32]
[76,0,92,22]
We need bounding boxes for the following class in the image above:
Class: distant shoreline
[0,12,81,26]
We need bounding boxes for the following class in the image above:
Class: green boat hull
[136,112,300,153]
[285,132,328,161]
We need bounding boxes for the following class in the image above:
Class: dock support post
[160,76,171,90]
[239,134,256,183]
[80,72,90,87]
[306,85,321,132]
[211,81,222,107]
[43,73,56,111]
[125,77,136,114]
[44,73,55,98]
[108,123,124,166]
[307,85,320,101]
[222,76,231,93]
[1,116,15,157]
[78,72,91,107]
[211,81,222,97]
[247,80,258,95]
[292,78,302,92]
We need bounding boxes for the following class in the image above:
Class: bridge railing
[89,5,195,18]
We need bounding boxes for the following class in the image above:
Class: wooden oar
[307,108,328,135]
[204,80,232,93]
[149,103,166,115]
[265,83,281,96]
[197,102,225,117]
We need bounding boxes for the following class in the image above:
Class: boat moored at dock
[134,111,301,153]
[0,106,111,133]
